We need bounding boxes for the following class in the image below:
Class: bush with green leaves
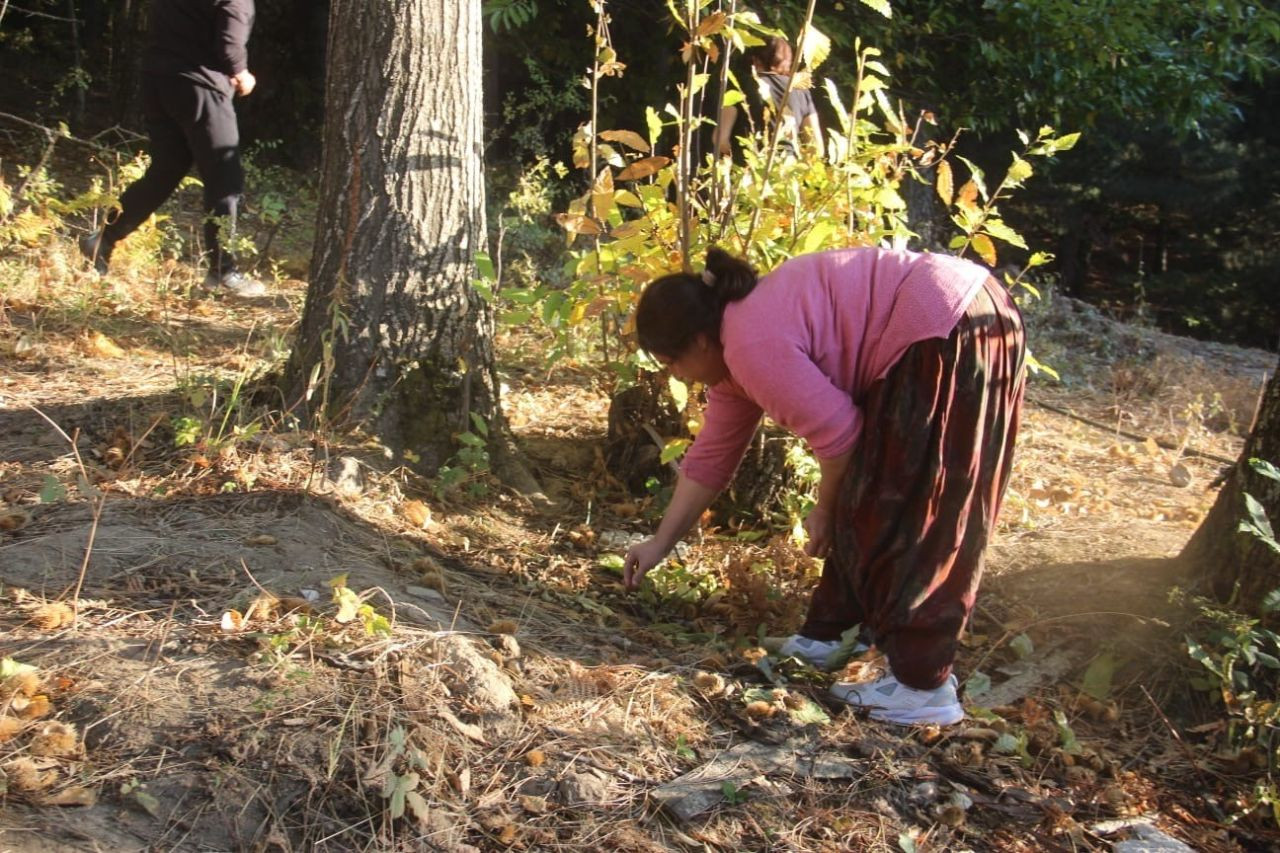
[1181,457,1280,825]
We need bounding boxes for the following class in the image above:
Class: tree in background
[284,0,498,476]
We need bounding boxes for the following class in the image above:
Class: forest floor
[0,246,1277,852]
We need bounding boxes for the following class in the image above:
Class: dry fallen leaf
[1,670,41,700]
[245,594,280,622]
[520,794,548,815]
[524,749,546,768]
[0,510,31,532]
[38,785,98,807]
[244,533,278,546]
[28,721,79,757]
[220,609,245,632]
[4,757,58,791]
[401,500,431,528]
[19,694,51,720]
[0,715,27,742]
[87,331,126,359]
[31,602,75,631]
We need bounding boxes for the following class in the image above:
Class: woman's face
[656,333,729,386]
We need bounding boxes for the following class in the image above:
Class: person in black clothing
[81,0,265,297]
[712,37,823,161]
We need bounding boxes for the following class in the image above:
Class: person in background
[622,247,1025,726]
[712,36,823,160]
[80,0,265,298]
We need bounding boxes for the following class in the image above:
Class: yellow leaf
[956,180,979,211]
[613,189,643,207]
[970,234,997,267]
[592,190,614,224]
[598,130,650,153]
[935,160,954,206]
[333,587,360,624]
[616,156,671,181]
[610,220,645,239]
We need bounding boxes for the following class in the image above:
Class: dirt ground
[1,270,1277,852]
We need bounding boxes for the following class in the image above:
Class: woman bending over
[623,247,1026,726]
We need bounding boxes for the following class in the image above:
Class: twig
[27,405,103,621]
[1138,683,1218,789]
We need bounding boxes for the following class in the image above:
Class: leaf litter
[0,276,1275,850]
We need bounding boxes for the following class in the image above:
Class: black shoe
[78,230,112,275]
[202,270,267,298]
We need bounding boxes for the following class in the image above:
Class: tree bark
[1181,359,1280,609]
[284,0,495,474]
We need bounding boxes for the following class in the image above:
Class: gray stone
[558,770,609,806]
[329,456,364,495]
[1112,824,1195,853]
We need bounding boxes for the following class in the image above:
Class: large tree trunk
[1182,359,1280,609]
[284,0,494,473]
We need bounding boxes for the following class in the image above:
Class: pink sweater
[680,248,990,491]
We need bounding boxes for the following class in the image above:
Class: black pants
[104,74,243,277]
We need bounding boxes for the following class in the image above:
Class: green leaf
[800,221,836,255]
[660,438,691,464]
[983,218,1028,249]
[787,696,831,726]
[1010,633,1034,659]
[802,27,832,70]
[473,251,495,281]
[824,624,866,670]
[668,376,689,411]
[957,156,988,201]
[1250,458,1280,483]
[1081,652,1116,700]
[1261,588,1280,614]
[1006,155,1034,185]
[1052,132,1081,152]
[598,554,626,574]
[1186,637,1225,679]
[131,788,162,818]
[39,475,66,504]
[646,106,663,147]
[994,733,1021,754]
[859,0,893,18]
[1239,493,1279,553]
[965,670,992,698]
[0,657,37,680]
[1053,709,1082,754]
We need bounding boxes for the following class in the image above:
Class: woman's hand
[623,537,672,590]
[803,503,835,557]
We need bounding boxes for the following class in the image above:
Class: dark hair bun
[704,247,759,304]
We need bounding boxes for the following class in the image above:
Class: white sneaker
[203,270,267,298]
[775,635,862,670]
[830,672,963,726]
